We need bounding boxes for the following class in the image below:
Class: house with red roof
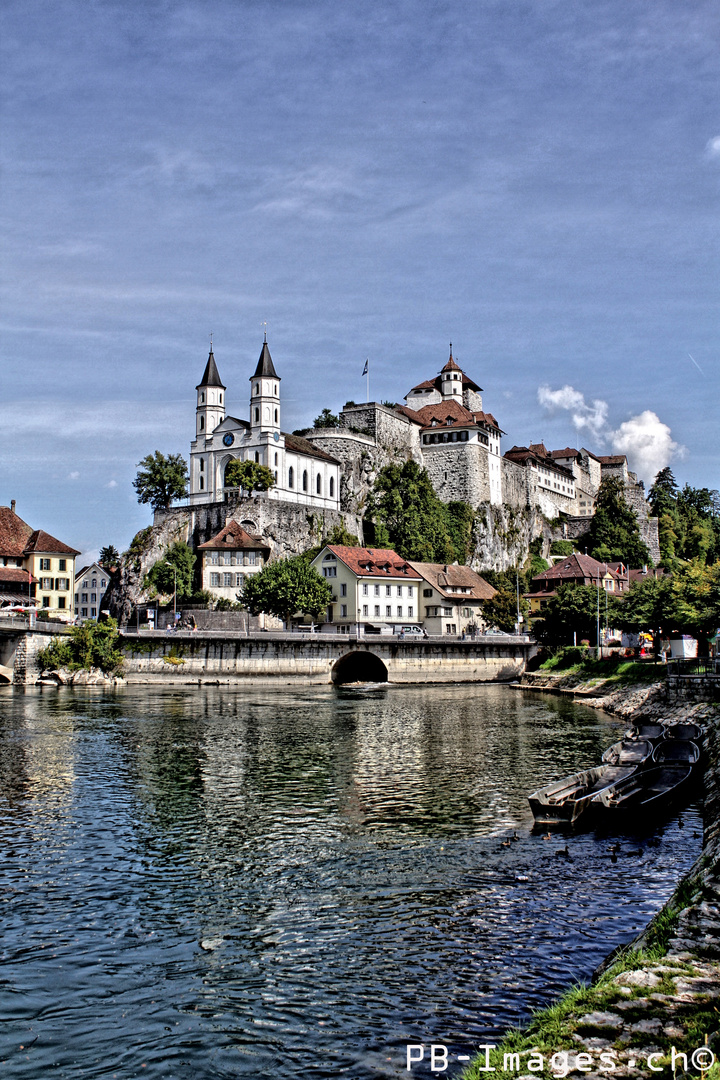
[310,545,423,634]
[525,552,627,618]
[196,521,272,605]
[0,501,80,620]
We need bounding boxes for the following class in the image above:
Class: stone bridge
[120,630,537,685]
[0,619,68,685]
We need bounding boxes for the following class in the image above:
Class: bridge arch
[332,651,388,685]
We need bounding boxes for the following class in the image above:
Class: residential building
[74,562,111,621]
[188,338,341,512]
[526,552,625,618]
[503,443,577,512]
[408,561,496,636]
[310,545,422,633]
[196,521,271,604]
[0,502,79,620]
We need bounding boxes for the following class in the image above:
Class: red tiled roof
[549,447,580,460]
[0,567,37,584]
[24,530,81,556]
[530,553,618,589]
[408,561,496,601]
[441,355,462,373]
[408,378,437,392]
[596,455,627,466]
[324,545,422,579]
[503,445,574,479]
[285,433,340,464]
[414,399,476,428]
[0,506,33,557]
[393,404,424,425]
[197,522,271,550]
[473,410,502,432]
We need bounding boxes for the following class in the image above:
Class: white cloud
[705,135,720,158]
[537,384,608,438]
[609,410,685,484]
[107,480,118,488]
[68,470,80,480]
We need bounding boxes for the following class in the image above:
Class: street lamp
[172,564,177,624]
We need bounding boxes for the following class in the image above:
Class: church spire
[197,346,226,390]
[252,339,278,379]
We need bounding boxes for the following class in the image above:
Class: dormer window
[323,553,337,562]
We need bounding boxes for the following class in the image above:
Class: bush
[37,618,124,675]
[550,540,575,556]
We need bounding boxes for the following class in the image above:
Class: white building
[196,522,270,604]
[74,562,110,621]
[188,338,341,513]
[310,545,423,634]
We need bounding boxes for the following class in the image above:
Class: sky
[1,0,718,564]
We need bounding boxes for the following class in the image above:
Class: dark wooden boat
[652,740,700,764]
[528,765,636,825]
[601,739,653,767]
[591,765,693,816]
[625,722,666,742]
[666,722,702,741]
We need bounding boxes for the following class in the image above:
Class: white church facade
[188,339,341,512]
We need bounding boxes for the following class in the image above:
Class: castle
[185,339,660,564]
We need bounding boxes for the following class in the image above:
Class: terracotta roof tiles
[325,545,422,580]
[197,522,271,551]
[408,561,496,601]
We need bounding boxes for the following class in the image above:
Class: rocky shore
[463,682,719,1080]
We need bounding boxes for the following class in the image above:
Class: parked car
[363,624,393,635]
[394,625,426,637]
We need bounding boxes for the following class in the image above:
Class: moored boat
[528,765,636,826]
[591,764,693,816]
[665,722,702,741]
[601,738,653,767]
[625,722,666,742]
[652,740,700,764]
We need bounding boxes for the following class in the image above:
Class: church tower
[440,345,463,400]
[249,334,281,433]
[196,346,226,437]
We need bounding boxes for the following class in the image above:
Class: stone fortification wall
[338,403,419,455]
[422,443,491,506]
[501,458,531,511]
[471,503,545,571]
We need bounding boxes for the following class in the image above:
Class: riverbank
[462,684,719,1080]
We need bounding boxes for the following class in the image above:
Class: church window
[274,470,277,482]
[199,477,204,490]
[200,416,204,430]
[316,474,322,494]
[274,452,278,465]
[219,394,223,404]
[274,409,278,423]
[329,477,334,497]
[255,452,259,463]
[254,383,259,395]
[302,470,308,492]
[201,392,205,403]
[288,466,294,488]
[200,459,204,471]
[255,408,259,422]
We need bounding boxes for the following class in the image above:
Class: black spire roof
[196,348,225,390]
[252,338,279,380]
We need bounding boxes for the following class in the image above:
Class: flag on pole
[361,359,368,376]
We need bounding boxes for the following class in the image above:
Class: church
[188,338,341,512]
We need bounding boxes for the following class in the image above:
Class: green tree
[482,583,529,633]
[587,476,651,566]
[133,451,188,513]
[224,459,275,494]
[313,408,339,428]
[533,584,602,646]
[145,542,196,599]
[99,545,119,568]
[241,556,333,625]
[304,523,360,564]
[367,460,473,564]
[37,618,124,674]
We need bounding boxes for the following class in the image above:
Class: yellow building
[0,502,79,621]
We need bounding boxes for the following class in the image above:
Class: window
[340,604,347,618]
[92,579,97,587]
[201,392,205,403]
[254,408,259,422]
[408,587,414,597]
[74,594,79,604]
[274,452,278,466]
[374,605,380,616]
[101,579,106,587]
[374,584,380,596]
[397,585,402,596]
[316,474,322,494]
[442,607,452,616]
[200,458,204,472]
[362,604,368,616]
[90,592,96,602]
[362,584,368,595]
[41,577,53,590]
[423,588,433,597]
[255,451,259,463]
[58,597,66,609]
[199,477,205,490]
[220,394,223,404]
[210,552,219,565]
[40,559,51,571]
[329,477,334,497]
[302,470,308,492]
[397,606,402,617]
[81,608,88,617]
[224,573,233,587]
[59,559,66,571]
[254,383,259,395]
[288,466,294,488]
[223,552,232,565]
[327,605,333,622]
[236,574,245,588]
[445,624,456,634]
[274,409,278,423]
[246,552,257,565]
[385,604,392,617]
[323,566,337,578]
[91,607,97,617]
[42,596,50,607]
[386,584,391,596]
[340,583,347,596]
[210,573,220,587]
[82,593,88,602]
[55,578,69,591]
[407,606,413,617]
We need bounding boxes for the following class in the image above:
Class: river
[0,683,701,1079]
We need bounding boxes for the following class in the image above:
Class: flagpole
[366,358,369,402]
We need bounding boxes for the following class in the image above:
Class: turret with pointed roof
[195,346,226,438]
[249,334,281,433]
[196,347,226,390]
[252,337,279,380]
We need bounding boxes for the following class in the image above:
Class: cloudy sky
[1,0,718,562]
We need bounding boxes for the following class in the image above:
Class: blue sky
[1,0,718,562]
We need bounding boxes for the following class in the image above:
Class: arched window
[200,459,204,472]
[274,408,278,423]
[199,477,204,490]
[254,383,259,395]
[329,476,334,497]
[302,470,308,492]
[220,393,223,404]
[255,452,259,463]
[200,392,205,403]
[288,466,294,488]
[200,416,204,430]
[274,452,278,465]
[316,474,322,494]
[274,384,278,395]
[274,470,278,482]
[254,408,259,423]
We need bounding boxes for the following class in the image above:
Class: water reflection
[0,684,702,1080]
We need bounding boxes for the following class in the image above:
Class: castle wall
[422,443,491,506]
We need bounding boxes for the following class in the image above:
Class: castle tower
[440,345,463,399]
[249,334,281,433]
[196,347,226,437]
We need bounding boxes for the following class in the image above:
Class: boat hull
[528,765,636,826]
[591,765,694,817]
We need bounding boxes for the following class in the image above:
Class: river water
[0,683,702,1080]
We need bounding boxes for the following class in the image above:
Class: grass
[538,650,663,686]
